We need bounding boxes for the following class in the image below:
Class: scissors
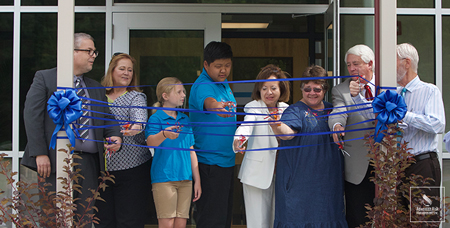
[265,109,281,126]
[167,122,183,132]
[238,135,246,149]
[337,133,350,157]
[105,138,117,158]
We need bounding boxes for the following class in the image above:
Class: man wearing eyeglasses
[328,44,376,227]
[22,32,121,224]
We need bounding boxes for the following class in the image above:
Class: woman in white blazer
[233,64,290,228]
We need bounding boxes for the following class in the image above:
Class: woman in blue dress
[269,65,347,228]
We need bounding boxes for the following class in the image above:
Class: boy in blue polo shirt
[189,41,236,228]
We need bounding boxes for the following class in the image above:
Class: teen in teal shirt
[188,41,236,228]
[189,68,237,167]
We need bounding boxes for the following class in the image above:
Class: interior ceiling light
[221,23,269,29]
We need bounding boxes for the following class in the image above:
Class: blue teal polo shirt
[145,110,195,184]
[188,68,236,167]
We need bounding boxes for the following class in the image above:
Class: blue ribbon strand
[372,90,407,142]
[48,75,400,151]
[47,89,82,149]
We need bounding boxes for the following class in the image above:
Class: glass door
[112,12,221,227]
[113,13,221,107]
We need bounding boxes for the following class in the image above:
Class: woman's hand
[121,123,142,136]
[104,136,122,153]
[233,138,246,153]
[267,116,282,129]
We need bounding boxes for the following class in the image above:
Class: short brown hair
[251,64,290,103]
[301,65,329,92]
[101,53,141,94]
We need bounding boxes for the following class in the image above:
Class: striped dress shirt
[352,76,445,155]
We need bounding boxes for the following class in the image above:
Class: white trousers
[242,178,275,228]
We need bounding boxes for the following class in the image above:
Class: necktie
[401,88,407,97]
[75,78,89,140]
[397,87,407,148]
[364,85,373,101]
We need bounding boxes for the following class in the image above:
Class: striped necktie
[75,78,89,140]
[364,85,374,101]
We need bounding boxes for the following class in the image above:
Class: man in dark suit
[21,33,122,223]
[328,44,376,227]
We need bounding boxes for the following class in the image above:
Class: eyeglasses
[303,87,323,93]
[74,49,99,57]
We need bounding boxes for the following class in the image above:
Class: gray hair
[397,43,419,73]
[74,33,94,49]
[345,44,375,73]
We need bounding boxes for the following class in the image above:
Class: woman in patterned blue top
[96,53,152,228]
[269,65,347,228]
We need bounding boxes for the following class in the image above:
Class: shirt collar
[362,73,375,87]
[369,74,375,85]
[403,75,420,92]
[158,109,186,122]
[73,75,84,84]
[201,68,228,84]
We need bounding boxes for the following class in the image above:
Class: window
[21,0,105,6]
[19,13,106,150]
[0,13,13,151]
[115,0,327,3]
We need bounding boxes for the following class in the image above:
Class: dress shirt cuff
[351,93,365,104]
[332,122,344,131]
[402,111,413,124]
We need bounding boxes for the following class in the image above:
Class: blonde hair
[152,77,183,114]
[101,53,141,94]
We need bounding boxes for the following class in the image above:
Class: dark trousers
[405,153,441,193]
[195,163,234,228]
[345,165,375,228]
[402,153,441,222]
[95,159,152,228]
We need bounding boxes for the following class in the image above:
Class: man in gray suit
[328,44,376,227]
[21,33,122,223]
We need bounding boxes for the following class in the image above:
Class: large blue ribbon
[372,90,407,142]
[47,89,82,149]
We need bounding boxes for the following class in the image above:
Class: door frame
[112,12,221,54]
[106,4,330,70]
[324,0,340,86]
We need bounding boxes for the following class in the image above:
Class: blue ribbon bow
[372,90,407,142]
[47,89,82,149]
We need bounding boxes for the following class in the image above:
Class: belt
[72,151,97,155]
[413,152,437,162]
